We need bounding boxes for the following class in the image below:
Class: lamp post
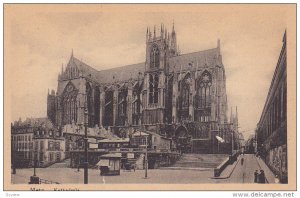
[84,107,89,184]
[231,132,234,155]
[11,138,16,174]
[144,135,148,179]
[33,150,37,176]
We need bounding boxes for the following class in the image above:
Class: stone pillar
[172,75,178,123]
[211,76,217,122]
[99,88,105,127]
[77,77,86,125]
[113,88,119,126]
[189,77,195,121]
[127,85,133,126]
[145,73,149,108]
[159,73,166,108]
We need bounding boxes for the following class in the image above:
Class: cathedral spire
[154,25,156,38]
[236,106,238,126]
[161,23,163,34]
[146,27,149,41]
[172,20,175,33]
[195,59,199,77]
[230,107,233,124]
[61,63,64,75]
[170,21,177,56]
[165,28,167,41]
[71,48,74,58]
[217,39,221,56]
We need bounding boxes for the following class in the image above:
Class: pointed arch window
[118,88,128,126]
[149,74,159,105]
[180,74,192,108]
[150,44,160,68]
[195,71,212,108]
[62,82,78,125]
[194,71,212,122]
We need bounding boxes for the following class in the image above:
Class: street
[11,154,270,184]
[216,154,266,183]
[12,168,215,184]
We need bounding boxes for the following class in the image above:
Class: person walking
[275,175,280,184]
[241,157,244,166]
[254,170,259,183]
[258,170,266,183]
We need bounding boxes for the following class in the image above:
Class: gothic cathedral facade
[47,24,230,153]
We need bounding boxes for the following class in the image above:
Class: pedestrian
[241,157,244,166]
[133,163,136,172]
[254,170,259,183]
[259,170,266,183]
[275,175,280,184]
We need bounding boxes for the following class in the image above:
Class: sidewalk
[255,156,276,183]
[211,156,241,179]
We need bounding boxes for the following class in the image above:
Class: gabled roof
[68,56,100,83]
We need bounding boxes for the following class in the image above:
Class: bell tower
[145,24,169,72]
[142,24,170,126]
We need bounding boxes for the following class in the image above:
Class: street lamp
[144,135,148,179]
[11,138,16,174]
[231,132,234,155]
[84,107,89,184]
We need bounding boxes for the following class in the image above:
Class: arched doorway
[175,126,191,153]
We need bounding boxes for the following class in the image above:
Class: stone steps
[169,154,227,169]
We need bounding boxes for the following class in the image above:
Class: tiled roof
[13,117,54,128]
[63,124,117,139]
[98,138,130,143]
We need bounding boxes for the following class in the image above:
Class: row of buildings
[255,31,287,183]
[11,23,242,168]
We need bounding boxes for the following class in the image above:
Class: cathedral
[47,24,233,153]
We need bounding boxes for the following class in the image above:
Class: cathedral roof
[94,47,221,84]
[97,62,144,84]
[63,46,222,85]
[70,56,100,82]
[169,47,221,73]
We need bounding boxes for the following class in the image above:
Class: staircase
[168,154,228,169]
[48,158,70,168]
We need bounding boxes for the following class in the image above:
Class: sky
[5,4,291,140]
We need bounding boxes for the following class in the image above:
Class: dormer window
[150,44,160,68]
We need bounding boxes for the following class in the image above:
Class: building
[47,24,233,154]
[62,123,116,157]
[256,32,287,183]
[244,134,256,154]
[11,117,65,168]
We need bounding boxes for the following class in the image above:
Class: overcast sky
[6,4,290,139]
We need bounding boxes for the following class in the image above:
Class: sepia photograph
[3,3,296,191]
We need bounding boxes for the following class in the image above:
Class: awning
[96,159,109,166]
